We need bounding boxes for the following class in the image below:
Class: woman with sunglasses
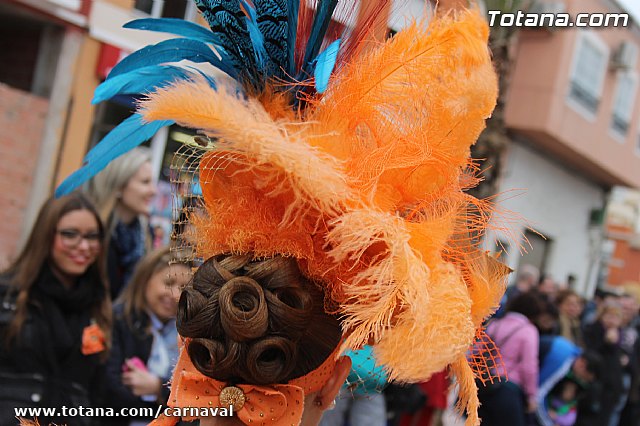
[0,193,111,426]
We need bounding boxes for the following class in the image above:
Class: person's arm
[104,317,152,409]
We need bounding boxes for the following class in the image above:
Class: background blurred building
[0,0,199,267]
[484,0,640,296]
[605,186,640,286]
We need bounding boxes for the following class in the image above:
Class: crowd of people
[0,149,190,425]
[484,266,640,426]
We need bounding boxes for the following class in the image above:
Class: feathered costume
[57,1,510,424]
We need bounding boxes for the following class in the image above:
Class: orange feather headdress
[58,1,509,423]
[141,9,508,424]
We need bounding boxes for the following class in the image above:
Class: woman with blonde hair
[86,147,157,299]
[105,247,191,425]
[0,193,111,426]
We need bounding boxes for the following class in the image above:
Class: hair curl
[177,255,341,385]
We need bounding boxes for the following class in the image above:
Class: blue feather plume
[194,0,255,73]
[108,38,238,80]
[314,38,340,94]
[184,66,218,90]
[239,0,268,70]
[286,0,299,75]
[253,0,287,77]
[93,65,190,104]
[124,18,223,45]
[56,115,173,197]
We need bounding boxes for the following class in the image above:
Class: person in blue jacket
[537,335,602,426]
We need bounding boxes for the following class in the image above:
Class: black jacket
[580,321,626,425]
[103,304,172,425]
[0,268,106,426]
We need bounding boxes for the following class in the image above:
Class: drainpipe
[584,187,612,298]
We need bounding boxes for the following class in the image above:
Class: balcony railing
[569,81,599,114]
[612,114,630,136]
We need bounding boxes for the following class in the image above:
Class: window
[134,0,197,21]
[611,71,638,137]
[568,31,609,116]
[518,229,552,274]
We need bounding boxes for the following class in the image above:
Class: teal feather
[286,0,299,75]
[124,18,222,45]
[253,0,287,77]
[107,38,237,80]
[92,65,190,104]
[314,38,340,93]
[239,0,268,70]
[56,114,173,197]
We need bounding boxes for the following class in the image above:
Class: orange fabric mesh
[140,9,510,425]
[468,328,506,386]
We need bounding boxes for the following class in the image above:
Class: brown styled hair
[117,247,190,328]
[3,193,112,352]
[177,255,342,385]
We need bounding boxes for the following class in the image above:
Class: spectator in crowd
[86,147,157,299]
[478,292,545,426]
[536,334,602,426]
[583,301,627,426]
[539,274,560,303]
[319,345,387,426]
[557,289,585,347]
[104,247,191,425]
[496,264,540,318]
[582,289,618,326]
[0,194,111,426]
[537,295,560,336]
[616,294,640,426]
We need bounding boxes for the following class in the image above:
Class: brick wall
[608,224,640,286]
[0,83,48,268]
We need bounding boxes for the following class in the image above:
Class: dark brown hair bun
[177,255,342,384]
[219,276,268,342]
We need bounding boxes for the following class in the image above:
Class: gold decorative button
[219,386,246,411]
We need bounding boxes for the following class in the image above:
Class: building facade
[0,0,201,267]
[486,0,640,296]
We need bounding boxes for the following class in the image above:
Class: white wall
[484,141,606,296]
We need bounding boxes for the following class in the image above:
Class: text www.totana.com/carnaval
[14,405,234,419]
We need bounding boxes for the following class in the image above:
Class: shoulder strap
[489,321,526,348]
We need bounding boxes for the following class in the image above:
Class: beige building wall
[54,36,101,186]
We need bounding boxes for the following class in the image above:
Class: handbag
[0,371,47,425]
